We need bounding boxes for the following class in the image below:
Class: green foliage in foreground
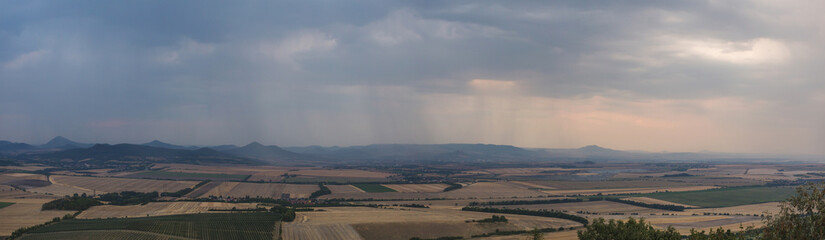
[25,212,279,240]
[578,183,825,240]
[577,217,681,240]
[578,217,760,240]
[762,182,825,240]
[0,202,14,209]
[352,183,397,193]
[640,186,796,208]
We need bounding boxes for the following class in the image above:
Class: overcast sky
[1,1,824,154]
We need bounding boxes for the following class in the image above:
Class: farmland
[283,206,581,240]
[0,202,13,209]
[20,230,191,240]
[640,186,797,208]
[49,175,199,194]
[126,171,249,181]
[197,182,319,198]
[382,184,448,193]
[2,154,824,239]
[78,202,260,219]
[24,212,280,240]
[352,184,396,193]
[0,198,74,236]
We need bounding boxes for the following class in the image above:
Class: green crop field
[0,202,14,209]
[21,230,188,240]
[25,212,279,240]
[352,183,397,193]
[128,171,250,181]
[640,186,797,208]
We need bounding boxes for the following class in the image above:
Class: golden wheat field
[283,206,581,240]
[77,201,260,219]
[382,184,447,193]
[0,198,74,236]
[49,175,199,193]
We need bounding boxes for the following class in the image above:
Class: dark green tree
[577,217,680,240]
[762,182,825,239]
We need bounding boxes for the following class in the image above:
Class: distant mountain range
[0,136,816,166]
[37,143,259,165]
[142,140,198,150]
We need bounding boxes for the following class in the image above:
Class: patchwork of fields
[78,202,261,219]
[48,175,199,194]
[0,163,818,239]
[197,182,319,198]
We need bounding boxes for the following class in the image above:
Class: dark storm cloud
[1,1,824,154]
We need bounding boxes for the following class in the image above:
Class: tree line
[468,198,583,206]
[461,206,588,225]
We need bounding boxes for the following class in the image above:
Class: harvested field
[77,201,260,219]
[322,182,546,200]
[485,168,581,176]
[284,206,581,240]
[2,179,50,189]
[442,182,545,198]
[125,171,249,181]
[327,185,364,194]
[382,184,448,193]
[655,216,760,229]
[0,185,55,199]
[523,180,702,190]
[247,170,290,182]
[622,197,698,208]
[509,181,557,190]
[0,165,50,172]
[293,207,580,228]
[502,200,665,215]
[0,198,74,236]
[50,175,199,194]
[641,186,796,208]
[183,181,222,198]
[541,186,718,196]
[0,173,48,184]
[290,169,392,179]
[352,184,396,193]
[197,182,318,198]
[353,222,517,240]
[283,207,581,240]
[684,202,782,216]
[283,223,364,240]
[28,183,94,197]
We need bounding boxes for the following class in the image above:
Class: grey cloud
[1,1,824,154]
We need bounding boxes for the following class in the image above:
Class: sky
[1,1,824,154]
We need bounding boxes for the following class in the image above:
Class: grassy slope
[640,186,796,208]
[352,184,397,193]
[26,212,279,240]
[0,202,13,209]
